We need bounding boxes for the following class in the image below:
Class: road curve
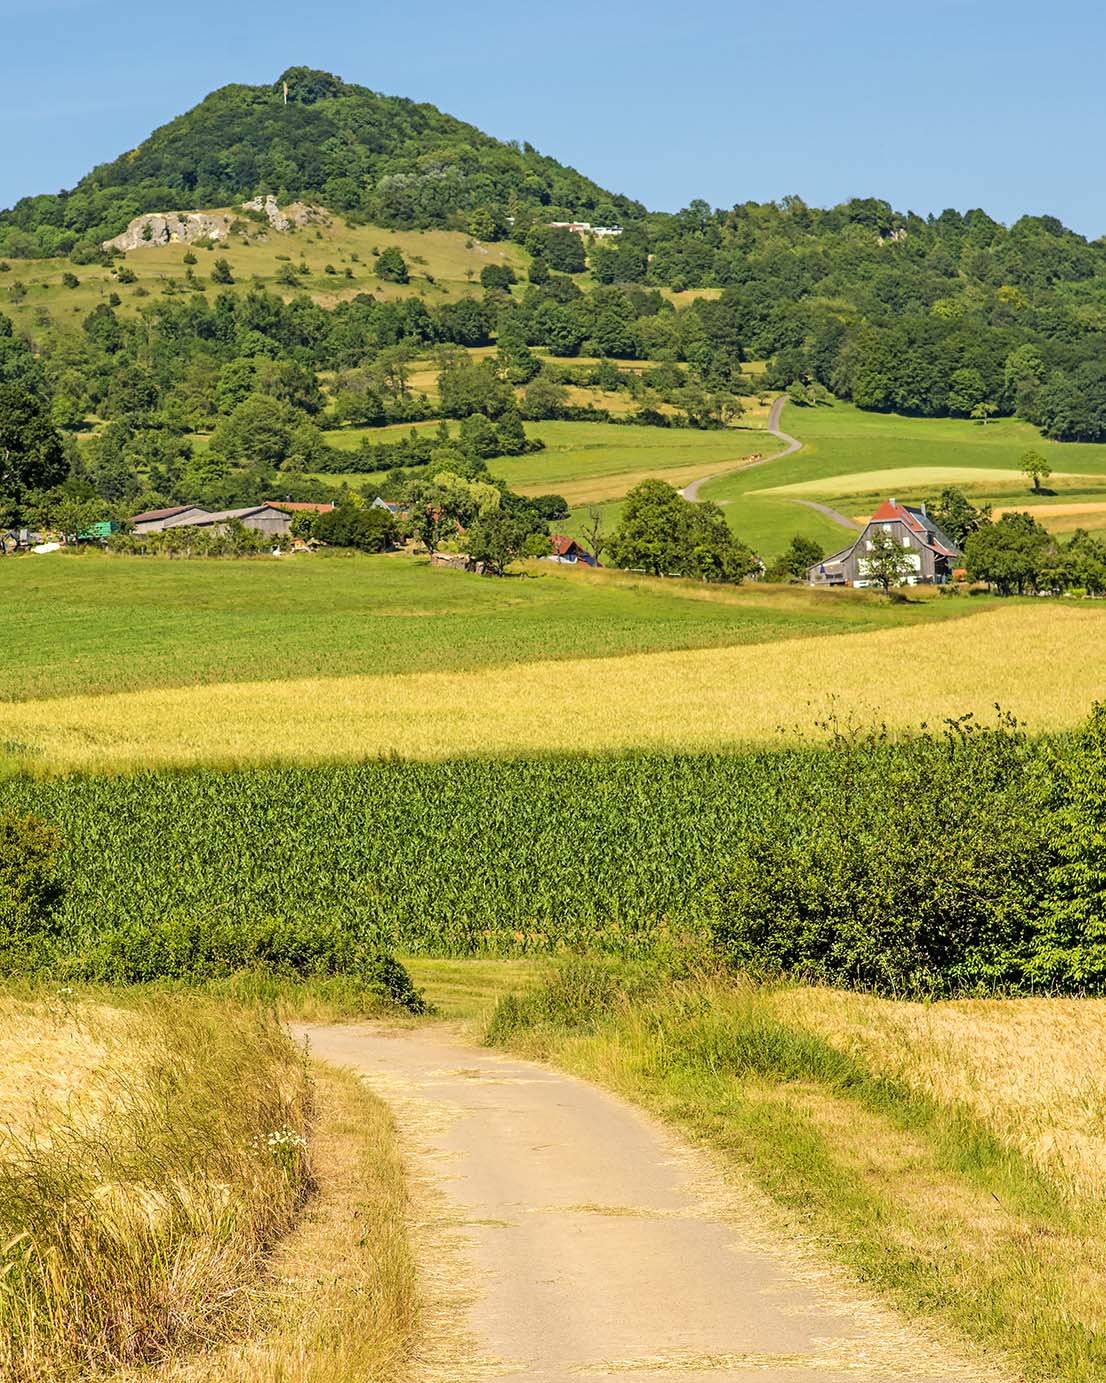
[301,1023,987,1383]
[681,396,803,503]
[789,497,862,533]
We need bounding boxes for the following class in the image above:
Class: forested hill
[7,68,1106,442]
[0,67,642,255]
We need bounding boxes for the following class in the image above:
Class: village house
[807,499,961,587]
[545,535,599,567]
[371,497,409,518]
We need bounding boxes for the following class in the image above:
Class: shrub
[73,913,427,1011]
[374,246,409,284]
[1032,702,1106,989]
[707,716,1051,996]
[313,504,397,552]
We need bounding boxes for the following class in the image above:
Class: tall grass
[0,995,313,1381]
[488,965,1106,1382]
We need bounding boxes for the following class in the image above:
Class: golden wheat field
[4,603,1105,771]
[0,995,131,1144]
[771,989,1106,1197]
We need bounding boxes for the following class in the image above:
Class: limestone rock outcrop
[102,197,324,251]
[103,211,234,251]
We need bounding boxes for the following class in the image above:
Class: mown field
[703,401,1106,556]
[0,553,974,704]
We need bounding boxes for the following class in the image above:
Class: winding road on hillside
[790,497,863,534]
[681,396,803,503]
[303,1023,990,1383]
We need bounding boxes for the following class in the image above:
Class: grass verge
[153,1062,416,1383]
[0,992,313,1381]
[487,963,1106,1383]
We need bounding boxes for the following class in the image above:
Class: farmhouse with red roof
[546,535,599,567]
[807,499,961,587]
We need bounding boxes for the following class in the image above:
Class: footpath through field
[681,395,803,502]
[302,1023,992,1383]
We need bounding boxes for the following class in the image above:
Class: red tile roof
[265,501,336,513]
[870,499,908,523]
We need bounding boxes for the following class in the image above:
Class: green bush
[73,914,426,1012]
[1032,702,1106,989]
[706,716,1052,997]
[0,813,63,973]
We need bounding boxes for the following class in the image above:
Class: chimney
[921,502,927,515]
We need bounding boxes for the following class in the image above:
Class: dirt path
[681,396,803,502]
[301,1023,991,1383]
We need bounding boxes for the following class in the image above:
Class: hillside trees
[607,480,759,582]
[0,385,67,521]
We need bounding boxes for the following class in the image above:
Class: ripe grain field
[0,601,1100,772]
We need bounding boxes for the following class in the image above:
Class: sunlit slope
[3,603,1102,771]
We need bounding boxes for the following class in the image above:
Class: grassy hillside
[0,554,977,704]
[703,400,1106,556]
[1,219,530,333]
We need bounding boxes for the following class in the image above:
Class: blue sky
[2,0,1103,234]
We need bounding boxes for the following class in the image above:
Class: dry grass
[0,993,313,1382]
[0,994,126,1143]
[2,602,1104,772]
[143,1063,416,1383]
[770,989,1106,1197]
[758,465,1097,499]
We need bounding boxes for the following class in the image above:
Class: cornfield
[0,753,817,962]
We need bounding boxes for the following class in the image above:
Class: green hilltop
[0,67,641,256]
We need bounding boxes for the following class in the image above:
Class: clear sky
[3,0,1104,234]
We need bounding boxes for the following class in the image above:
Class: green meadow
[0,554,989,704]
[702,402,1106,557]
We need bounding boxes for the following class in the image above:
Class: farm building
[163,504,295,537]
[546,536,599,567]
[130,504,212,533]
[807,499,961,587]
[371,497,408,517]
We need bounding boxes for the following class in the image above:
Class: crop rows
[0,753,830,960]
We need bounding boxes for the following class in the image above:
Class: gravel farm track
[302,1023,997,1383]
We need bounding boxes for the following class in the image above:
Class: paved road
[681,396,803,503]
[790,498,862,533]
[302,1023,989,1383]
